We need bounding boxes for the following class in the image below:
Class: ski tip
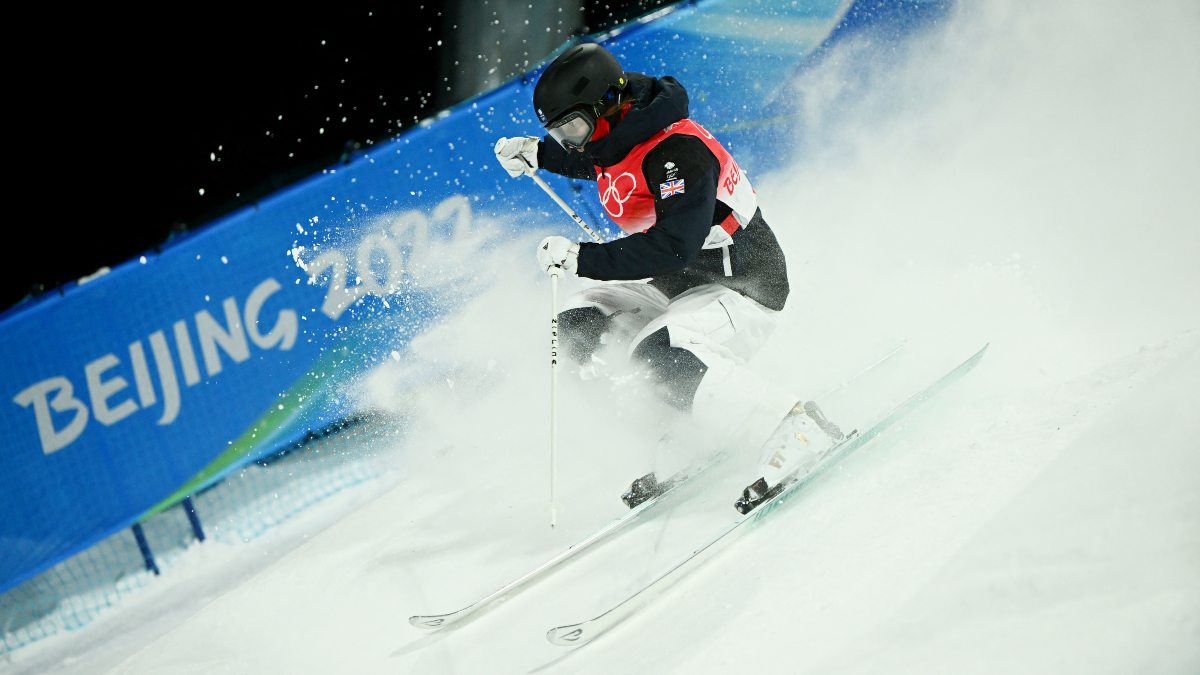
[970,342,991,362]
[409,615,447,630]
[546,625,589,647]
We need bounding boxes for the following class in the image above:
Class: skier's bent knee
[631,327,708,411]
[558,306,611,364]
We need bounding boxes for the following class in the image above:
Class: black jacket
[538,73,789,311]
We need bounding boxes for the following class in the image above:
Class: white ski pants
[561,282,796,448]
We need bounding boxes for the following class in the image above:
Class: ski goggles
[545,108,597,152]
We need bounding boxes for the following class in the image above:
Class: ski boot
[734,401,846,515]
[621,472,666,508]
[734,477,791,514]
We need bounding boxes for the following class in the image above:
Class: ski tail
[408,448,727,631]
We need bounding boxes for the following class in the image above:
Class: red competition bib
[594,119,757,244]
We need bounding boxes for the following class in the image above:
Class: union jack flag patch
[659,179,685,198]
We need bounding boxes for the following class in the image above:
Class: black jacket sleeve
[537,137,597,180]
[576,135,719,280]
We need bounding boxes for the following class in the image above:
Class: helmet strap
[591,114,612,142]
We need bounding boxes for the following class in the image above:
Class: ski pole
[549,266,561,528]
[519,158,606,244]
[520,160,604,529]
[528,173,605,243]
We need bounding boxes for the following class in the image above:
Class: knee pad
[558,306,611,364]
[631,327,708,411]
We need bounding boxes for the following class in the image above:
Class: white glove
[494,136,539,177]
[537,236,579,275]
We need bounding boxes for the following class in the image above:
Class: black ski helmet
[533,43,626,127]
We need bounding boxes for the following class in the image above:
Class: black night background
[5,1,670,312]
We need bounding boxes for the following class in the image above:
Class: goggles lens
[546,110,595,151]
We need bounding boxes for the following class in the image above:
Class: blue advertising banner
[0,0,949,592]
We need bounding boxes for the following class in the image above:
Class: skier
[493,43,843,512]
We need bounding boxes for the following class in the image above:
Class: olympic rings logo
[599,172,637,218]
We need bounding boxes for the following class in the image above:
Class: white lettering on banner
[11,277,298,456]
[299,195,479,320]
[196,297,251,377]
[245,278,298,350]
[13,194,474,456]
[307,251,354,322]
[85,354,138,426]
[128,340,157,408]
[147,330,181,425]
[11,377,89,455]
[173,320,202,386]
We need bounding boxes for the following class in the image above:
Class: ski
[408,450,726,630]
[407,341,908,631]
[546,344,989,647]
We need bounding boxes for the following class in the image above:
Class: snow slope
[7,0,1198,673]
